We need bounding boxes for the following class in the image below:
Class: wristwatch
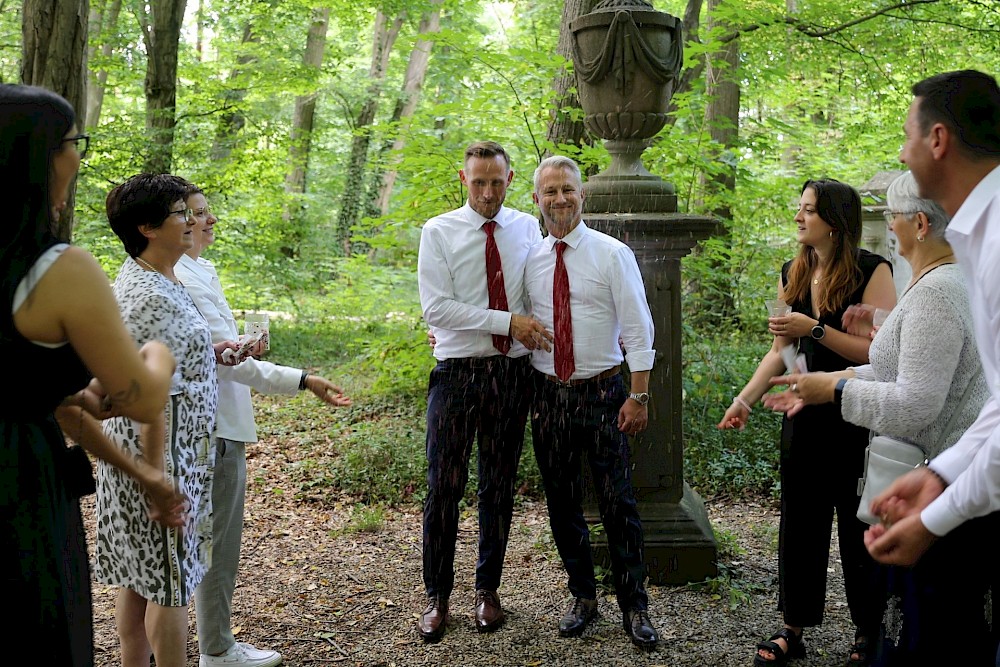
[628,392,650,406]
[810,324,826,340]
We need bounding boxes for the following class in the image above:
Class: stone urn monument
[570,0,720,585]
[571,0,683,213]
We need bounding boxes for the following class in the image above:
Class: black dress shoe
[417,596,449,642]
[474,589,505,633]
[623,609,658,649]
[559,597,598,637]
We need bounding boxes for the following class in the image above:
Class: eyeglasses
[166,208,194,222]
[61,134,90,158]
[882,210,915,224]
[192,205,212,217]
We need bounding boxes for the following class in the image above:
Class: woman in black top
[719,179,896,666]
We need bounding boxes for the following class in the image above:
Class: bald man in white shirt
[524,155,658,650]
[415,141,552,642]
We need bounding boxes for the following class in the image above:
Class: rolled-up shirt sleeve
[611,245,655,372]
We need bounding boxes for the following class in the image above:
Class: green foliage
[345,504,386,533]
[682,333,783,498]
[0,1,21,82]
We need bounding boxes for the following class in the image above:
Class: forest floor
[83,443,859,667]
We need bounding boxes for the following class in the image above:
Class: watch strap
[834,378,847,405]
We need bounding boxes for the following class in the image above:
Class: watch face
[631,392,649,405]
[811,325,825,340]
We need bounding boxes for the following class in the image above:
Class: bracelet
[732,395,752,412]
[833,378,848,405]
[299,371,309,391]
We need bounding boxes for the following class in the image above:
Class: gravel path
[85,477,860,666]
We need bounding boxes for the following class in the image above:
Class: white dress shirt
[418,203,541,361]
[923,164,1000,536]
[175,254,300,443]
[524,221,655,379]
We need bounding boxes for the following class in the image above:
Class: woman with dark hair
[96,173,239,667]
[1,85,179,666]
[718,179,896,666]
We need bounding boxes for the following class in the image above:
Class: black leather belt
[542,365,621,387]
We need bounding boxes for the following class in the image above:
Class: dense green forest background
[6,0,999,503]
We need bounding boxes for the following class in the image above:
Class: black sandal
[754,627,806,666]
[846,633,872,667]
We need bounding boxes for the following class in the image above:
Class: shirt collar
[544,219,588,251]
[464,202,509,228]
[947,164,1000,236]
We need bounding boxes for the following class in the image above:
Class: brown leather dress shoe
[417,596,449,642]
[623,609,658,649]
[474,589,505,633]
[559,597,598,637]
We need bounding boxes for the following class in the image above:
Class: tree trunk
[195,0,204,60]
[280,7,330,259]
[545,0,595,156]
[374,0,442,216]
[335,10,402,255]
[85,0,121,128]
[136,0,187,174]
[210,21,258,163]
[665,0,704,125]
[695,0,740,321]
[285,7,331,197]
[22,0,89,240]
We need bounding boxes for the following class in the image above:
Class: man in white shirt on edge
[176,184,352,667]
[524,155,658,649]
[866,71,1000,587]
[416,141,552,642]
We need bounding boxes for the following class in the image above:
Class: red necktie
[554,241,575,381]
[483,220,512,354]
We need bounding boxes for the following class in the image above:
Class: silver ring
[791,383,799,393]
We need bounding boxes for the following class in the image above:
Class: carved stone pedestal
[582,213,719,585]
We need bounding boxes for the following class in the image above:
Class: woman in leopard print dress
[95,174,236,667]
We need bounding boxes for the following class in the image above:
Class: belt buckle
[548,373,573,387]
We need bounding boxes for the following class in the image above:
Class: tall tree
[134,0,187,173]
[22,0,89,239]
[374,0,442,216]
[85,0,122,128]
[285,7,330,198]
[209,21,258,163]
[335,9,402,255]
[696,0,740,320]
[280,6,330,259]
[545,0,595,154]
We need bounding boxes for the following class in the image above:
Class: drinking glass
[765,299,792,317]
[244,312,270,353]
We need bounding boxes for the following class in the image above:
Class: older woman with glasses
[765,171,996,665]
[94,174,240,667]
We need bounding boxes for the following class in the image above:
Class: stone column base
[588,482,718,585]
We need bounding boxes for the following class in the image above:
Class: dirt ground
[83,447,859,667]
